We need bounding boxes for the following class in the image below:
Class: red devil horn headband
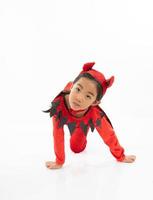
[83,62,95,71]
[80,62,114,97]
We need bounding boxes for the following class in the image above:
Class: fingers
[45,161,63,169]
[46,161,54,167]
[131,155,136,161]
[129,155,136,162]
[123,155,136,163]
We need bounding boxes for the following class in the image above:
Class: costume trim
[43,92,113,136]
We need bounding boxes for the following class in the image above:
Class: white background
[0,0,153,200]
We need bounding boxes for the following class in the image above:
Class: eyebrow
[77,83,95,97]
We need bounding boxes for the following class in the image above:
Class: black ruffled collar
[43,91,113,135]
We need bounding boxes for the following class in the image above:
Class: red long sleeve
[46,84,126,164]
[95,116,125,162]
[52,115,65,165]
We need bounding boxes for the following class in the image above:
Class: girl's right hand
[122,155,136,163]
[45,161,63,169]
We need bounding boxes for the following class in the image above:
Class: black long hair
[73,73,103,101]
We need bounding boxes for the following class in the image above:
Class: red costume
[43,62,125,165]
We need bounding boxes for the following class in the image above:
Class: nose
[75,94,83,103]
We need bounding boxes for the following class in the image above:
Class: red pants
[70,129,87,153]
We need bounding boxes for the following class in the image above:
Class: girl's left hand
[122,155,136,163]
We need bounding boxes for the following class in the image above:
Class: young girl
[43,62,136,169]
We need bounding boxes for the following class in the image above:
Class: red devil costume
[43,62,125,165]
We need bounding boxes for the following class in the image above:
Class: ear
[106,76,114,88]
[91,100,101,107]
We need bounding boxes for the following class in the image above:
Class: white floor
[1,0,153,199]
[0,117,153,200]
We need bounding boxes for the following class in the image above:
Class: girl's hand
[122,155,136,163]
[45,161,63,169]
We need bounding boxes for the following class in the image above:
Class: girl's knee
[70,138,87,153]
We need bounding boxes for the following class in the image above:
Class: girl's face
[69,77,101,110]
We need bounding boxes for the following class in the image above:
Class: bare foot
[45,161,63,169]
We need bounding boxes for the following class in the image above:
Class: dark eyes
[76,87,80,92]
[75,87,91,99]
[86,95,91,99]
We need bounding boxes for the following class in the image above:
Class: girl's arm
[52,115,65,165]
[95,115,125,162]
[45,115,65,169]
